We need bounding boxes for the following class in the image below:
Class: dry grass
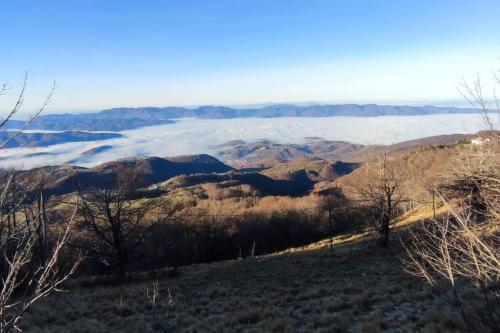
[21,210,476,333]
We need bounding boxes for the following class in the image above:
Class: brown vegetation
[2,71,499,332]
[403,74,500,332]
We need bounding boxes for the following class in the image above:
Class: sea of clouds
[2,114,486,169]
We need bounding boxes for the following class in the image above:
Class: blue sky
[1,0,500,113]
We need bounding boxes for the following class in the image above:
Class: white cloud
[0,114,485,169]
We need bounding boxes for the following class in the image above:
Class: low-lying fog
[5,114,486,169]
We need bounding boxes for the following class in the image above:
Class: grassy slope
[23,207,468,333]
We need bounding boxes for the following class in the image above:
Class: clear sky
[1,0,500,113]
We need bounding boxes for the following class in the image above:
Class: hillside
[11,152,361,199]
[217,134,472,169]
[218,139,364,168]
[162,171,315,197]
[325,143,460,199]
[341,133,473,163]
[388,133,472,152]
[13,154,233,196]
[22,209,471,332]
[262,158,359,182]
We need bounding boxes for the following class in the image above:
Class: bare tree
[0,209,80,332]
[0,74,55,150]
[76,166,162,273]
[352,150,410,246]
[440,140,499,216]
[0,75,80,333]
[403,198,499,332]
[458,73,500,134]
[404,66,500,332]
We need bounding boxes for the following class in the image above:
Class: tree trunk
[111,223,128,272]
[36,192,48,264]
[328,209,333,250]
[378,213,390,247]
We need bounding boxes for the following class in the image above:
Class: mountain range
[96,104,481,119]
[4,116,173,132]
[4,104,482,132]
[0,131,122,148]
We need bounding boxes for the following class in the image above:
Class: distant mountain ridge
[0,131,122,148]
[3,117,173,131]
[4,104,483,132]
[95,103,482,119]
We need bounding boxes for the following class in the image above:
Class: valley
[13,130,497,332]
[3,3,499,332]
[2,115,498,333]
[0,113,484,169]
